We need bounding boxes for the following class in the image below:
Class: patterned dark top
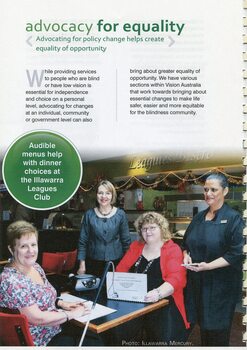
[78,208,131,261]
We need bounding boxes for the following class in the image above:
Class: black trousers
[47,322,104,346]
[47,333,76,346]
[103,297,190,346]
[200,328,231,346]
[198,297,235,346]
[86,257,121,278]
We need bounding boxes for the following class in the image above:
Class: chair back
[0,312,34,346]
[42,249,77,273]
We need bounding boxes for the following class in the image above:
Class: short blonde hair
[96,180,117,205]
[134,212,171,243]
[7,220,38,252]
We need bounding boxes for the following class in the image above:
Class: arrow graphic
[168,36,175,47]
[26,36,33,47]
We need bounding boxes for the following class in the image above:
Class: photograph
[0,0,245,347]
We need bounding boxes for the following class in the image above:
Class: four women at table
[1,174,244,346]
[182,172,244,346]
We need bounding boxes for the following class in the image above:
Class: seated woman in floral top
[0,220,90,346]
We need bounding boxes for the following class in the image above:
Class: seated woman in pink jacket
[114,212,190,345]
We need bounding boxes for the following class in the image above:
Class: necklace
[134,255,155,274]
[98,206,113,216]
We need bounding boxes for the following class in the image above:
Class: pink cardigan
[116,240,190,329]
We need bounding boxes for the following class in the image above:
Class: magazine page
[0,0,245,347]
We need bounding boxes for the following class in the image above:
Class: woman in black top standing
[182,172,244,346]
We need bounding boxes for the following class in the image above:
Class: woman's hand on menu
[58,300,86,311]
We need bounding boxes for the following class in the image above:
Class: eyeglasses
[141,226,158,233]
[203,187,219,193]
